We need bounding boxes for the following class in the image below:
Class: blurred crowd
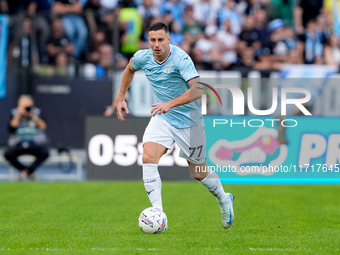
[1,0,340,78]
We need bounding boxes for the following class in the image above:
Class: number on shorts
[189,145,203,158]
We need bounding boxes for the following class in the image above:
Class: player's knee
[142,154,157,164]
[190,164,209,180]
[191,171,206,181]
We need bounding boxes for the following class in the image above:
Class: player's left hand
[151,102,171,117]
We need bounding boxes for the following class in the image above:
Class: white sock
[200,171,228,203]
[143,164,163,211]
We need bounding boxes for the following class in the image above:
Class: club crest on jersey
[164,65,174,73]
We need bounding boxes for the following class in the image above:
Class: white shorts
[142,116,206,164]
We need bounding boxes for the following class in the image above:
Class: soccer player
[112,22,234,229]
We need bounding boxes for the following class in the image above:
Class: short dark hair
[148,22,169,34]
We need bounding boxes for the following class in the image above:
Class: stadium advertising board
[87,65,339,182]
[196,67,339,183]
[204,116,340,183]
[0,15,8,99]
[33,77,112,148]
[86,116,189,180]
[86,115,340,183]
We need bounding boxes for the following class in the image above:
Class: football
[138,207,167,234]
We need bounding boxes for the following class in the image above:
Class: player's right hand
[117,100,129,121]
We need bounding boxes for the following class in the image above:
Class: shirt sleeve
[131,50,142,71]
[178,54,199,82]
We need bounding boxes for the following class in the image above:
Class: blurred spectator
[244,0,258,16]
[324,33,340,66]
[194,25,219,64]
[119,2,142,59]
[239,15,260,49]
[0,0,8,13]
[101,0,118,10]
[87,29,107,63]
[2,0,338,79]
[84,0,106,34]
[0,0,26,14]
[193,0,218,26]
[216,19,238,65]
[26,0,52,64]
[1,0,31,66]
[46,18,74,64]
[266,19,290,61]
[97,43,127,69]
[254,8,270,48]
[257,0,275,21]
[254,19,290,70]
[161,11,173,28]
[84,0,115,41]
[160,0,184,26]
[231,47,256,76]
[192,48,205,69]
[83,43,127,79]
[323,0,340,36]
[140,16,161,49]
[182,5,204,48]
[34,51,71,77]
[294,0,323,35]
[21,17,32,68]
[193,25,226,70]
[151,0,164,7]
[138,0,160,32]
[317,14,331,41]
[4,95,49,181]
[54,52,69,76]
[284,27,298,50]
[257,48,304,71]
[99,0,116,28]
[286,48,304,64]
[52,0,88,59]
[210,47,226,70]
[271,0,294,27]
[169,21,184,46]
[219,0,241,35]
[179,40,191,54]
[302,19,325,64]
[244,0,275,18]
[182,0,197,5]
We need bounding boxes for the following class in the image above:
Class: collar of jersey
[154,44,172,65]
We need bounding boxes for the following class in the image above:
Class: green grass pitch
[0,181,339,254]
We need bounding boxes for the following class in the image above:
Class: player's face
[148,30,171,61]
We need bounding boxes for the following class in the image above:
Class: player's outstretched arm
[151,77,202,116]
[117,59,136,121]
[105,58,136,120]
